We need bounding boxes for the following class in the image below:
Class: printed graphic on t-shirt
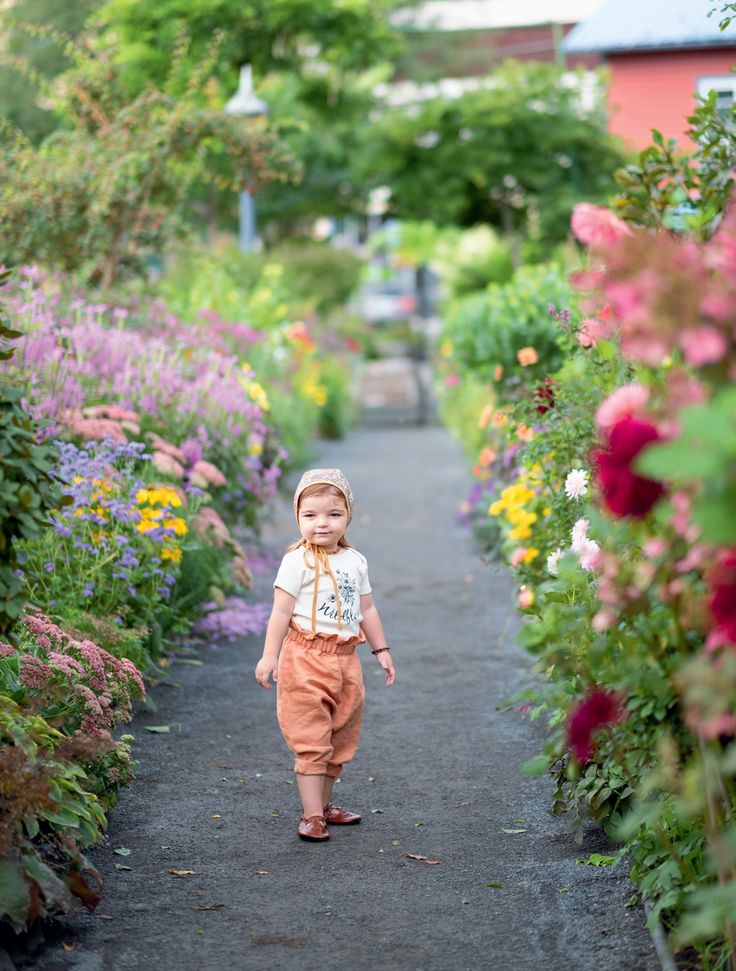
[317,568,361,624]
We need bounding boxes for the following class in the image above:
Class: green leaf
[113,847,131,857]
[575,853,615,867]
[487,882,503,888]
[115,864,132,871]
[0,858,31,932]
[522,755,549,777]
[145,725,171,733]
[500,828,527,834]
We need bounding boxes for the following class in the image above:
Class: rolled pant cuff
[294,761,344,778]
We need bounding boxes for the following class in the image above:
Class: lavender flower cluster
[192,598,271,642]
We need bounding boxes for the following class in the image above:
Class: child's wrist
[371,646,390,655]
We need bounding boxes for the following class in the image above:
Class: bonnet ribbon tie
[302,542,342,635]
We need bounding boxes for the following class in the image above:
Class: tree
[362,61,628,246]
[0,39,300,286]
[0,0,102,144]
[92,0,401,97]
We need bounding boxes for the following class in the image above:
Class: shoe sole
[298,832,330,842]
[326,818,362,825]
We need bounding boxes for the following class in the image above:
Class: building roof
[564,0,735,53]
[392,0,600,32]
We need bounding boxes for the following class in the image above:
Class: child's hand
[376,651,395,687]
[255,656,278,689]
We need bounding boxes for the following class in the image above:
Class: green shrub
[442,263,572,386]
[0,270,65,644]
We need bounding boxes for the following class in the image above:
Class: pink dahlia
[595,384,650,431]
[571,204,631,249]
[678,326,728,368]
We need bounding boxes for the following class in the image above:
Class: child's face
[298,492,348,551]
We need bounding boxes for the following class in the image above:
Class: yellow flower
[161,545,182,563]
[522,547,539,564]
[164,517,188,537]
[489,499,505,517]
[440,340,453,358]
[509,524,532,541]
[249,440,263,456]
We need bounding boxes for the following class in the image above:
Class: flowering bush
[447,196,736,964]
[0,695,110,931]
[3,272,286,527]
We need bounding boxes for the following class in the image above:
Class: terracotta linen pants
[277,621,366,779]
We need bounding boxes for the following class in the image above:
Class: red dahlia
[594,417,665,518]
[567,689,624,764]
[709,552,736,645]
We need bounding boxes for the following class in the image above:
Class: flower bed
[440,202,736,964]
[0,262,358,936]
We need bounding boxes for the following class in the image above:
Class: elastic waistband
[286,620,365,656]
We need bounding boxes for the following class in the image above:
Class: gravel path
[17,424,659,971]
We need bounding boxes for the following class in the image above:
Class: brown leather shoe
[323,803,362,825]
[297,814,329,841]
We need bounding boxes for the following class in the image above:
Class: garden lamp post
[224,64,268,252]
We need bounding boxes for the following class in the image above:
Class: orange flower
[494,364,504,381]
[516,424,534,442]
[517,347,538,367]
[478,403,493,429]
[491,411,508,428]
[479,446,497,467]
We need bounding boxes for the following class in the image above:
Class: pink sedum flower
[152,450,185,479]
[191,460,227,487]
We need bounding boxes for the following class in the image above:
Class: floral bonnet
[293,468,354,523]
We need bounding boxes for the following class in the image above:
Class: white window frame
[697,75,736,111]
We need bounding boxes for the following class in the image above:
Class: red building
[564,0,736,150]
[391,1,601,80]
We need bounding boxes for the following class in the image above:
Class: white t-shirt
[274,546,372,638]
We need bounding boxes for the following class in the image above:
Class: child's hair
[287,483,351,553]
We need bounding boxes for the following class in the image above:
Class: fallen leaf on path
[575,853,615,867]
[414,820,425,827]
[192,903,224,911]
[173,658,203,665]
[406,853,441,865]
[145,725,171,733]
[211,815,221,819]
[370,808,383,814]
[557,886,569,893]
[500,828,527,834]
[487,882,503,889]
[114,864,132,871]
[255,871,268,876]
[391,840,400,846]
[168,869,196,877]
[113,847,131,856]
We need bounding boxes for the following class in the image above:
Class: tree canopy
[363,62,628,246]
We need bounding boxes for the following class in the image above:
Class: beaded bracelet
[371,647,390,655]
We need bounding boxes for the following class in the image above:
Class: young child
[255,468,394,842]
